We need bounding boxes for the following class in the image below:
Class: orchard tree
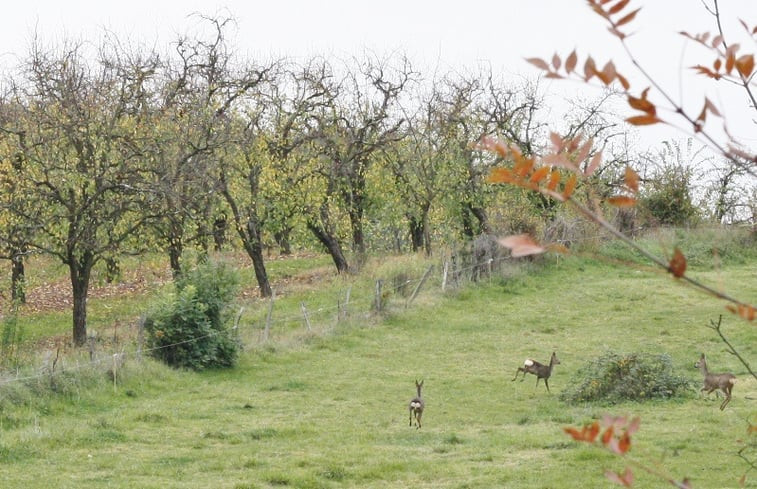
[1,38,155,345]
[146,16,271,278]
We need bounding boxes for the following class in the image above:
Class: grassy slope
[1,255,756,488]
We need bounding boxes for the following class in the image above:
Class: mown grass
[0,239,756,488]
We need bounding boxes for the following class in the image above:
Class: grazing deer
[695,353,736,411]
[408,380,424,429]
[512,352,560,392]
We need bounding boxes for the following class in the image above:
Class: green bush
[560,351,692,404]
[144,261,241,370]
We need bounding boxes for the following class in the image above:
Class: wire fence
[0,225,666,389]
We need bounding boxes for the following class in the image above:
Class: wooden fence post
[407,265,434,308]
[301,302,312,332]
[374,279,383,312]
[442,261,449,292]
[263,290,275,342]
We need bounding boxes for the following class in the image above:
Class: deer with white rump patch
[695,353,736,410]
[408,380,424,429]
[512,352,560,392]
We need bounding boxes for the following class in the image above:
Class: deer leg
[416,413,422,429]
[512,367,524,381]
[544,378,550,393]
[409,409,413,427]
[720,394,731,410]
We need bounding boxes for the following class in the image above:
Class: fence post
[374,279,383,312]
[343,285,352,318]
[442,260,449,292]
[263,289,275,342]
[407,265,434,308]
[301,302,312,332]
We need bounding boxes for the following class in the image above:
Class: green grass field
[1,250,756,488]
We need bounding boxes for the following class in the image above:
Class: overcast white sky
[2,1,756,152]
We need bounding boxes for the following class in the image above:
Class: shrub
[560,351,692,404]
[144,260,241,370]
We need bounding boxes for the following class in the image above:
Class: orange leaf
[624,166,639,193]
[586,421,600,442]
[735,54,755,78]
[529,166,551,184]
[525,57,550,71]
[626,115,662,126]
[669,248,687,278]
[615,7,641,27]
[730,304,756,321]
[616,73,630,90]
[498,234,547,258]
[627,93,655,115]
[564,427,585,441]
[608,0,631,15]
[617,432,631,454]
[566,50,578,73]
[601,426,614,445]
[562,174,578,199]
[546,170,561,191]
[626,417,641,436]
[608,196,637,207]
[487,167,515,184]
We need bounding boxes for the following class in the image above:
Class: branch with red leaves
[477,134,756,322]
[565,415,692,488]
[525,0,757,178]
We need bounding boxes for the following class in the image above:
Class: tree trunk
[69,251,94,347]
[168,240,182,280]
[244,218,272,298]
[408,215,424,252]
[10,250,25,304]
[307,221,349,273]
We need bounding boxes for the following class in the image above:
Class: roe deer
[408,380,424,429]
[695,353,736,411]
[512,352,560,392]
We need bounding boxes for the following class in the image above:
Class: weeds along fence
[0,249,529,392]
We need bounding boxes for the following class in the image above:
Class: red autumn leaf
[529,166,551,184]
[626,416,641,436]
[477,136,509,157]
[705,97,722,117]
[616,72,630,90]
[727,304,756,321]
[498,234,547,258]
[601,426,614,445]
[669,248,687,278]
[549,131,564,151]
[626,115,662,126]
[525,57,551,71]
[608,0,631,15]
[543,153,579,172]
[564,427,585,441]
[617,432,632,454]
[726,51,736,74]
[584,56,598,81]
[562,174,578,199]
[735,54,755,78]
[566,50,578,73]
[615,7,641,27]
[586,421,600,442]
[608,196,637,207]
[575,138,594,164]
[487,167,515,184]
[546,170,561,191]
[628,95,655,115]
[552,53,562,70]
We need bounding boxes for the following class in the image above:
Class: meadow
[0,236,756,488]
